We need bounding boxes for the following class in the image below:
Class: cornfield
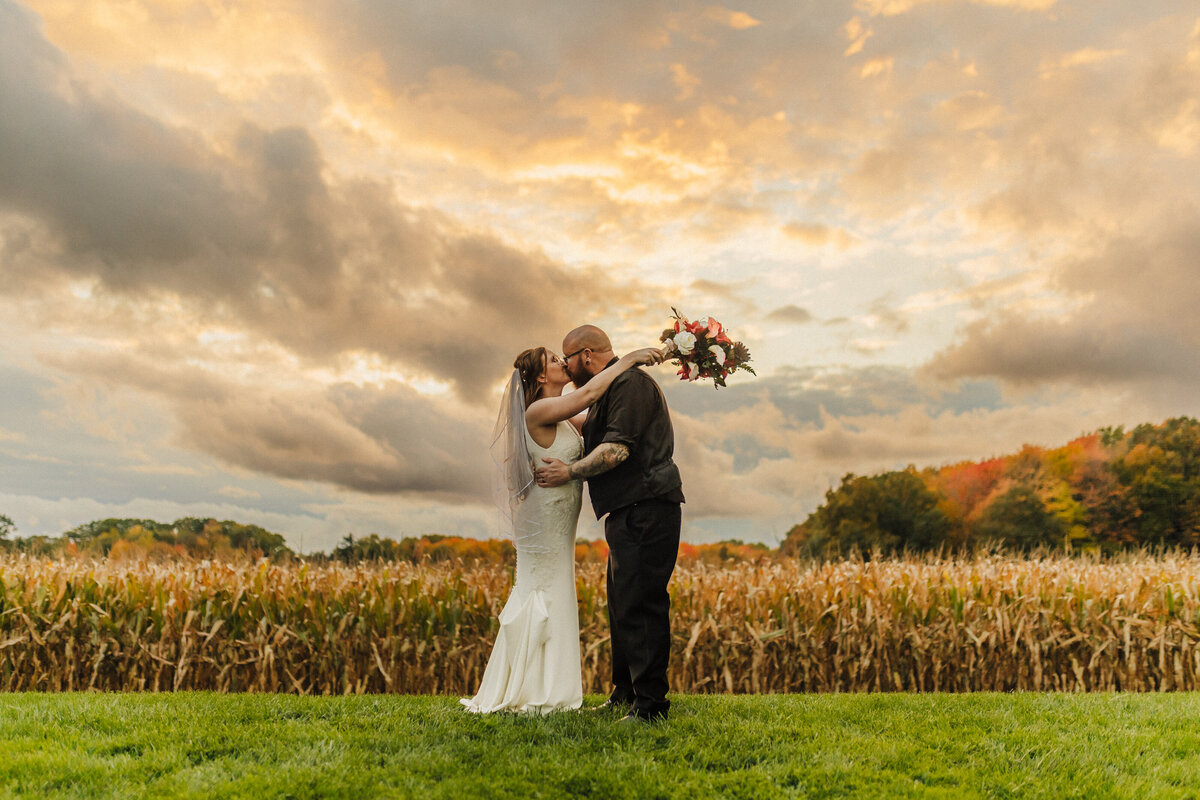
[2,552,1200,693]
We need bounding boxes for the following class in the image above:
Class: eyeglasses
[563,346,590,362]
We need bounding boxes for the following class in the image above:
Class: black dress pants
[604,498,681,720]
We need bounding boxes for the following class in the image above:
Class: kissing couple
[462,324,685,724]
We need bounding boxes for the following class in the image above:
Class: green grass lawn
[1,692,1198,799]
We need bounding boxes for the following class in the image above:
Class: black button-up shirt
[582,359,685,518]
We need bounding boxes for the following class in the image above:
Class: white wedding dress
[461,419,585,714]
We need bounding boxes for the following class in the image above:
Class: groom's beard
[570,368,593,388]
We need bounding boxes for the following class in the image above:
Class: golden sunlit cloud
[703,6,762,29]
[1039,47,1127,77]
[856,0,1057,15]
[1155,99,1200,155]
[860,57,894,78]
[843,16,872,56]
[782,223,857,250]
[935,90,1005,131]
[670,62,702,101]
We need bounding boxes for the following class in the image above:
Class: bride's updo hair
[513,347,547,408]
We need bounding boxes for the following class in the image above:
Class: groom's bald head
[563,325,615,386]
[563,325,611,354]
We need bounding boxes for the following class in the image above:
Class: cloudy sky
[1,0,1198,551]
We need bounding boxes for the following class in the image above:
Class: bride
[462,343,665,714]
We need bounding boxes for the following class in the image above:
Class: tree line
[0,517,292,560]
[782,417,1200,556]
[5,416,1196,562]
[0,517,770,565]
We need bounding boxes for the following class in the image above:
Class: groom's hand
[536,457,571,488]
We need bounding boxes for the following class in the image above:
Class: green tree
[1099,425,1126,448]
[973,485,1064,550]
[787,469,951,556]
[333,533,403,563]
[1105,417,1200,546]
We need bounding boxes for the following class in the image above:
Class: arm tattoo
[567,443,630,480]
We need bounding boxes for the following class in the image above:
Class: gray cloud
[0,3,258,295]
[765,304,814,325]
[927,216,1200,387]
[865,295,909,333]
[926,315,1181,386]
[0,1,653,406]
[43,350,492,501]
[663,364,1004,442]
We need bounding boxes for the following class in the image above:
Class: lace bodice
[513,420,584,591]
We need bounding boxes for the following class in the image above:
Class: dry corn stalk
[1,552,1198,693]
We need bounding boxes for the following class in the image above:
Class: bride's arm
[526,347,665,428]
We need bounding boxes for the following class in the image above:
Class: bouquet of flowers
[660,307,755,388]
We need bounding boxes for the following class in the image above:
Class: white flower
[688,363,699,381]
[673,331,696,355]
[709,344,726,366]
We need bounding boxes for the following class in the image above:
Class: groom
[535,325,684,724]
